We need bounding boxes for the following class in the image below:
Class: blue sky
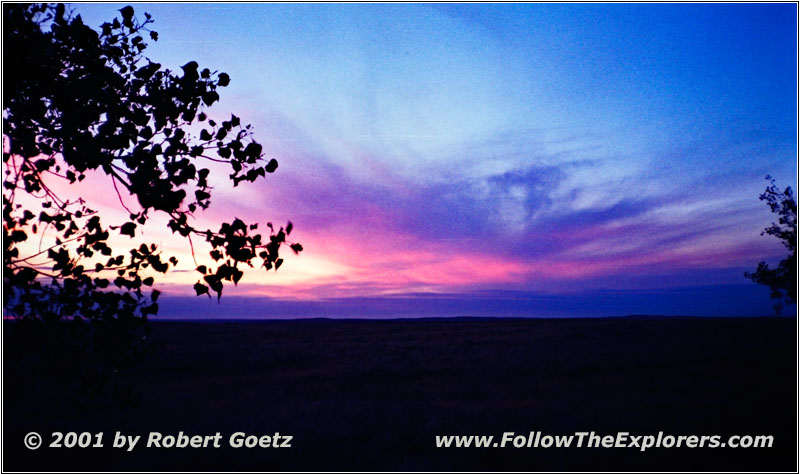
[69,3,797,317]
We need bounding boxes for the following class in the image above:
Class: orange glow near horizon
[10,157,783,304]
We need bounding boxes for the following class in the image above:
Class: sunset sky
[63,3,796,318]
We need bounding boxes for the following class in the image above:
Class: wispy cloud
[54,3,798,316]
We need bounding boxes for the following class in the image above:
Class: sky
[53,3,798,317]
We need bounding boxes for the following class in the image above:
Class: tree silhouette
[745,176,796,314]
[4,5,301,332]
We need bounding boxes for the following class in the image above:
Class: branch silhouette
[3,4,302,329]
[745,175,796,314]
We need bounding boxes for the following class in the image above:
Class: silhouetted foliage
[745,176,796,314]
[3,4,301,382]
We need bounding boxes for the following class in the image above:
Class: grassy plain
[3,316,796,471]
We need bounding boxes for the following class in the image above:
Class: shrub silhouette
[3,4,301,383]
[745,176,796,314]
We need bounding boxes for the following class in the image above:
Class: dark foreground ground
[3,317,797,471]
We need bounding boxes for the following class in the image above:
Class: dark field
[3,317,797,471]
